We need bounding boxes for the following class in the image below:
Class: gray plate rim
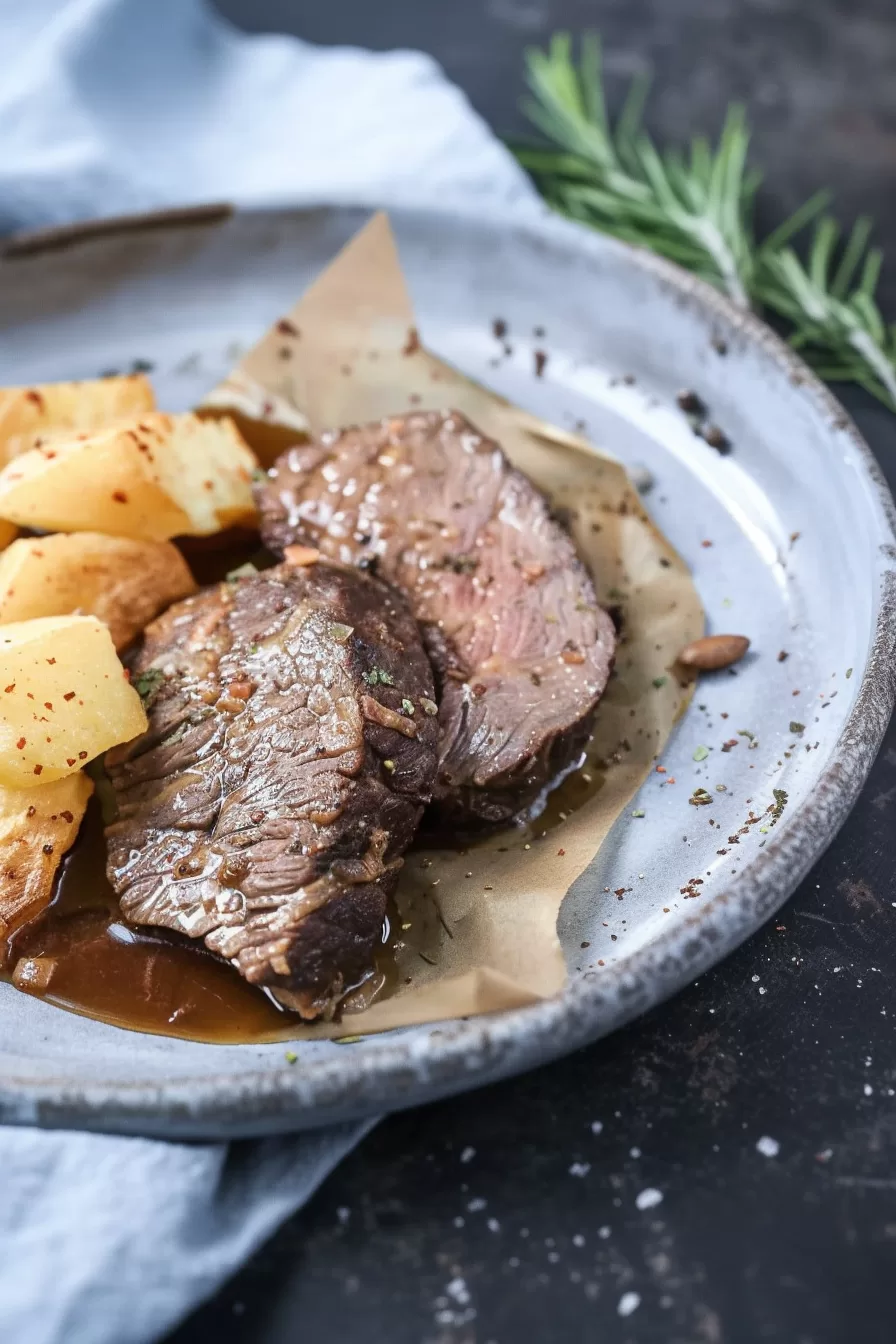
[1,201,894,1135]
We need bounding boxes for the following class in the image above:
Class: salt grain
[635,1188,664,1210]
[618,1291,641,1317]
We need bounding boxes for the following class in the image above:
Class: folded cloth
[0,1120,377,1344]
[0,1,537,1341]
[0,0,536,234]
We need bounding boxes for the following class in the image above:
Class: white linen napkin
[0,2,537,1341]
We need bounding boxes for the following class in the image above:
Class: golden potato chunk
[0,412,258,541]
[0,374,155,464]
[0,772,93,935]
[0,533,197,650]
[0,615,147,787]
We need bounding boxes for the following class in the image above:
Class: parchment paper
[204,214,704,1037]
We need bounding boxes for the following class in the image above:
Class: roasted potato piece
[0,772,93,935]
[0,533,197,650]
[0,412,257,541]
[0,615,147,787]
[0,375,155,464]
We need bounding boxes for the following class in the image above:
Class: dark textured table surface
[171,4,896,1340]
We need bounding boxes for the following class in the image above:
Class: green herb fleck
[631,808,645,818]
[330,623,353,644]
[248,643,259,655]
[652,675,668,689]
[846,667,853,679]
[689,787,712,806]
[693,745,709,761]
[251,467,269,484]
[284,1050,297,1064]
[383,759,396,773]
[770,788,789,824]
[401,698,415,715]
[363,666,394,686]
[133,667,165,708]
[225,561,258,583]
[790,721,805,735]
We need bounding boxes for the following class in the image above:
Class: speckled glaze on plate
[0,203,893,1138]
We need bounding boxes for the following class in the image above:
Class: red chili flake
[792,689,800,696]
[614,887,626,896]
[60,810,74,824]
[557,848,566,856]
[3,684,13,693]
[46,657,56,664]
[276,318,299,336]
[16,737,25,750]
[66,758,76,767]
[25,389,45,407]
[700,539,713,548]
[43,843,53,855]
[597,959,605,966]
[78,751,88,760]
[123,669,131,682]
[226,680,254,701]
[655,764,666,773]
[666,777,676,784]
[33,764,43,776]
[112,490,128,503]
[63,691,76,701]
[472,683,487,697]
[402,326,421,356]
[44,702,53,711]
[778,650,789,662]
[26,693,34,700]
[203,480,214,491]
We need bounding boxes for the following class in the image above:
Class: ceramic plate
[1,204,893,1137]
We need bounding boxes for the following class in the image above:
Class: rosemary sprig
[513,33,896,412]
